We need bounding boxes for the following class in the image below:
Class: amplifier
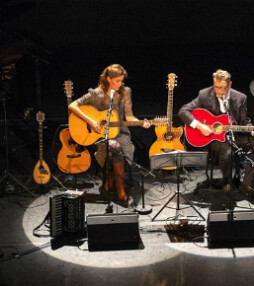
[50,190,85,238]
[208,210,254,248]
[87,213,140,251]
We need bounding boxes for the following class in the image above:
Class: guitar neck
[67,96,72,116]
[166,89,173,131]
[224,125,254,132]
[109,119,167,127]
[38,123,44,163]
[64,80,73,116]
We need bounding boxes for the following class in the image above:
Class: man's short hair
[213,69,231,83]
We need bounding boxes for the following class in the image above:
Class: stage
[1,167,254,286]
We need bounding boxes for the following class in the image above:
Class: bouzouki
[57,80,91,174]
[149,73,185,170]
[69,105,168,146]
[185,108,254,147]
[33,111,51,184]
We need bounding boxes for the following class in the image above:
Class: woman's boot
[103,165,113,191]
[113,161,127,201]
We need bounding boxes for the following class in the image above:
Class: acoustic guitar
[185,108,254,147]
[57,80,91,174]
[69,105,168,146]
[33,111,51,184]
[149,73,185,170]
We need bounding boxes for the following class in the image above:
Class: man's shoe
[239,183,253,196]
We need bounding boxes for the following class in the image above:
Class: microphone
[222,94,229,112]
[110,89,115,104]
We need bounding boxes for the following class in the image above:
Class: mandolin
[149,73,185,170]
[57,80,91,174]
[33,111,51,184]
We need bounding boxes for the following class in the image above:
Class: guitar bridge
[87,124,92,133]
[67,154,82,158]
[163,132,173,141]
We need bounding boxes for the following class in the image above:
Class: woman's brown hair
[99,64,128,96]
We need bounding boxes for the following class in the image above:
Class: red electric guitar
[185,108,254,147]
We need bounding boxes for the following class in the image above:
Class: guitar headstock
[167,73,177,90]
[36,111,45,124]
[64,80,73,98]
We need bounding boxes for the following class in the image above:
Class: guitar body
[57,128,91,174]
[33,160,51,185]
[69,105,120,146]
[149,126,185,170]
[185,109,232,147]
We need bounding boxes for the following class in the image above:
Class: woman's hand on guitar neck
[143,119,151,129]
[196,122,212,136]
[126,115,151,129]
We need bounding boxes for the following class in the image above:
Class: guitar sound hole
[39,169,48,175]
[75,145,85,153]
[68,137,76,145]
[164,132,173,141]
[213,123,223,134]
[101,120,106,128]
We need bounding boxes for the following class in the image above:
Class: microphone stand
[222,95,254,212]
[102,145,154,214]
[224,104,235,213]
[104,90,115,213]
[96,113,154,214]
[124,156,154,215]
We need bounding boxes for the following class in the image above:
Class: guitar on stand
[149,73,185,170]
[33,111,51,184]
[57,80,91,174]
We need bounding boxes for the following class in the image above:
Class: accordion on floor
[50,190,85,238]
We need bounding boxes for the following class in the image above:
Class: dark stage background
[1,0,254,175]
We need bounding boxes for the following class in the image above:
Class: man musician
[178,69,254,195]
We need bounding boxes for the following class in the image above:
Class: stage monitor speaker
[208,210,254,248]
[87,213,140,251]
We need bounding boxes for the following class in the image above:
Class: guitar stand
[51,174,66,189]
[0,95,37,197]
[0,172,36,197]
[150,151,208,222]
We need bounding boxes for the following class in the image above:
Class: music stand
[150,151,208,221]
